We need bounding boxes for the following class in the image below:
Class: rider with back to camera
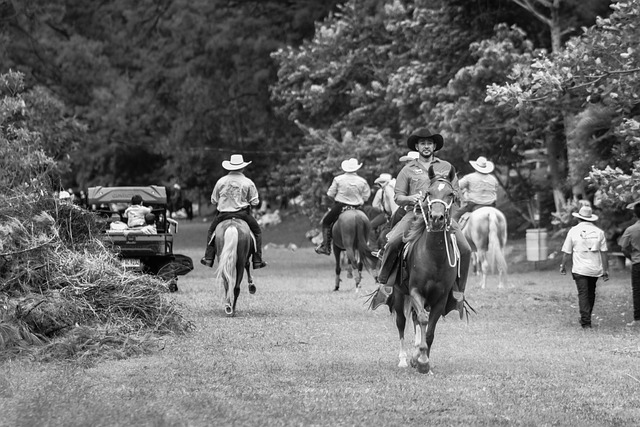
[315,158,371,256]
[369,128,472,316]
[452,156,499,223]
[200,154,267,270]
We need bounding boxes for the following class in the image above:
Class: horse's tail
[355,215,379,273]
[216,226,238,295]
[486,210,508,275]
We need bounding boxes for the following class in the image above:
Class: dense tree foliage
[271,0,612,223]
[1,0,341,199]
[488,0,640,229]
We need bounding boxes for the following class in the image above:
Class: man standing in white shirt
[560,205,609,329]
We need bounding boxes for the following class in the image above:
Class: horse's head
[421,166,456,231]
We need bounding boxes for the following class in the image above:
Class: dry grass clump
[0,193,192,363]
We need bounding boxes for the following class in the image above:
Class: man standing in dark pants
[619,201,640,327]
[560,205,609,329]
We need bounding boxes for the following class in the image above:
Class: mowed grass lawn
[1,214,639,426]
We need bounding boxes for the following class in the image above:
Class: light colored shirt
[394,157,459,205]
[459,171,498,205]
[123,205,152,228]
[372,179,398,216]
[619,220,640,264]
[327,173,371,206]
[562,221,608,276]
[211,172,259,212]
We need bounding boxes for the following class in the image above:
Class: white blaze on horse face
[437,183,445,192]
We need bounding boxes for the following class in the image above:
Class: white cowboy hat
[374,173,392,185]
[58,190,71,200]
[469,156,495,174]
[399,151,419,162]
[572,205,598,222]
[341,158,362,173]
[222,154,252,171]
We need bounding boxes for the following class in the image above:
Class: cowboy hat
[222,154,252,171]
[469,156,495,174]
[407,128,444,151]
[399,151,419,162]
[374,173,392,185]
[341,158,362,173]
[626,198,640,210]
[572,205,598,222]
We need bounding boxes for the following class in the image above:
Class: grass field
[1,214,639,426]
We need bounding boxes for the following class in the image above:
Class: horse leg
[344,253,353,279]
[334,248,342,291]
[246,263,256,294]
[353,260,363,291]
[478,250,488,289]
[224,280,234,316]
[395,295,409,368]
[408,289,430,373]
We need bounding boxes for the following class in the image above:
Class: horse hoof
[398,359,408,368]
[248,284,256,294]
[416,361,430,374]
[333,287,339,292]
[224,304,234,316]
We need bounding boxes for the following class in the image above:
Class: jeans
[632,263,640,321]
[572,273,598,327]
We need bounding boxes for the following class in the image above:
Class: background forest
[2,0,640,234]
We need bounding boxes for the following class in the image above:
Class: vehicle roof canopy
[87,186,167,205]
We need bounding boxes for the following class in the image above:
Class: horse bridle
[416,179,454,232]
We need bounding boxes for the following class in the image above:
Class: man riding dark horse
[452,156,499,227]
[200,154,268,270]
[315,158,371,256]
[369,128,472,317]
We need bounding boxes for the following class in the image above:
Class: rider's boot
[314,225,332,256]
[252,233,268,269]
[200,241,216,268]
[369,240,401,310]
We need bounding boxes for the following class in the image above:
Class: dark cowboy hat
[407,128,444,151]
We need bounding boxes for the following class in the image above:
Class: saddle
[209,219,257,251]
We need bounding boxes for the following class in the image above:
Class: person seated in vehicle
[123,194,152,228]
[369,128,472,317]
[452,156,499,225]
[140,213,158,234]
[200,154,267,270]
[314,158,371,256]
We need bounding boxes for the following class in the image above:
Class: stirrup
[315,245,331,255]
[369,284,393,310]
[452,291,464,302]
[253,261,268,269]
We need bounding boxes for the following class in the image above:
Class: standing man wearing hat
[200,154,267,270]
[453,156,499,222]
[560,205,609,329]
[315,158,371,256]
[369,128,472,315]
[617,201,640,327]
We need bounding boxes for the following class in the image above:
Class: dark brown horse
[331,209,379,292]
[214,219,256,316]
[386,167,461,373]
